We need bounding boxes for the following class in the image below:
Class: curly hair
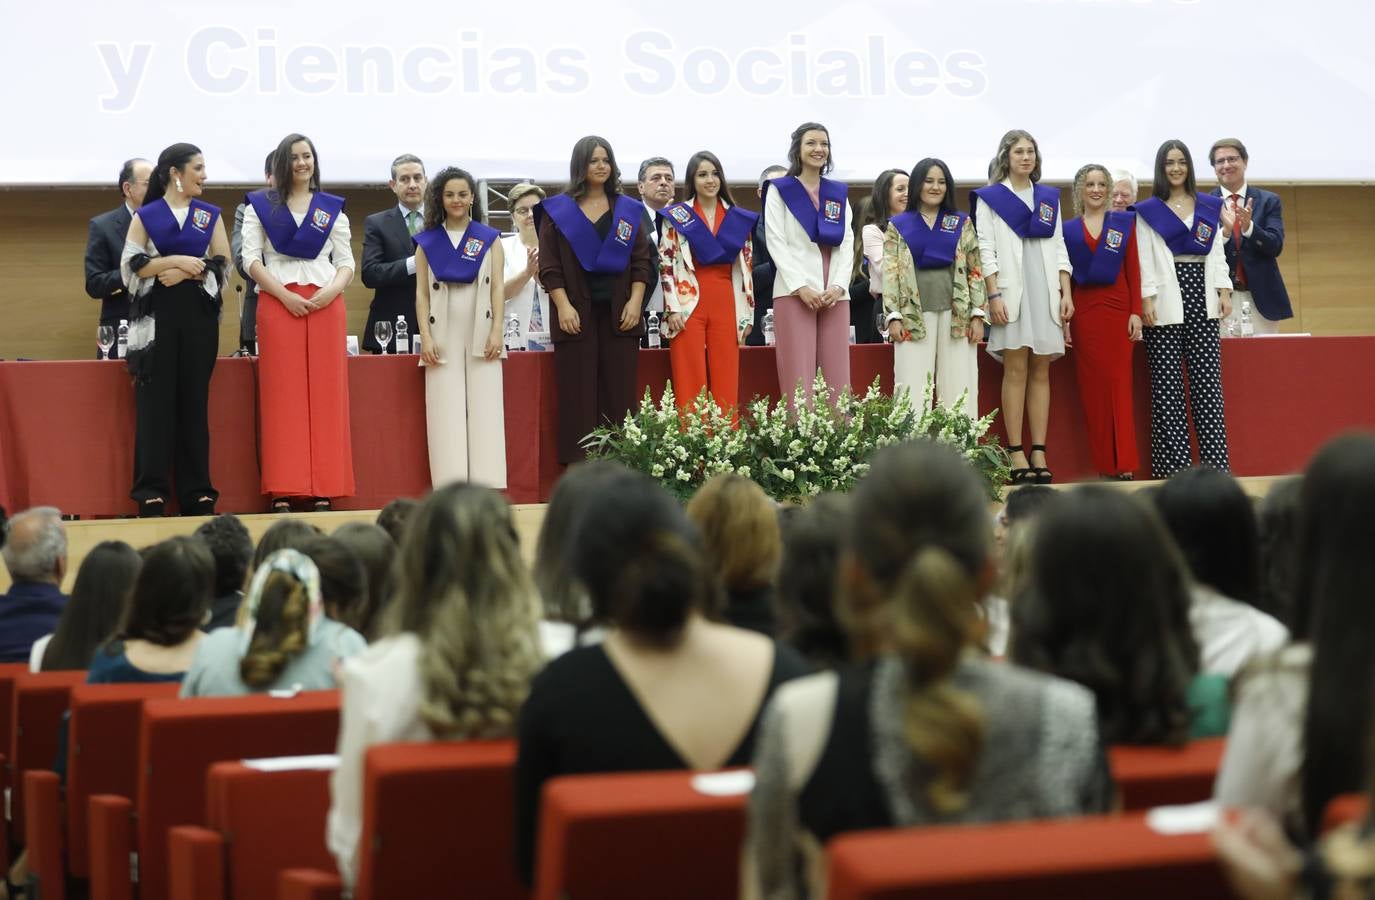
[1071,164,1113,217]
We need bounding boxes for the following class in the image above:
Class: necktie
[1229,194,1247,289]
[406,210,420,236]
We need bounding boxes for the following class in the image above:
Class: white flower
[651,464,665,478]
[676,469,691,482]
[675,445,688,461]
[737,465,751,479]
[781,468,795,482]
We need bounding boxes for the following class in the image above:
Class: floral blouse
[881,218,986,341]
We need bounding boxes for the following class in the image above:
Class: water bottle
[763,309,776,347]
[1239,298,1254,337]
[116,319,129,358]
[646,310,661,349]
[1224,314,1237,338]
[395,316,409,354]
[504,313,522,351]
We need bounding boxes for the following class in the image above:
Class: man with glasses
[83,157,151,358]
[1209,139,1292,335]
[362,153,428,353]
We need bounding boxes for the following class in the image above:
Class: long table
[0,337,1371,516]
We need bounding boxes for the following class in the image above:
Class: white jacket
[1135,208,1232,326]
[763,183,854,297]
[975,180,1071,325]
[418,246,504,363]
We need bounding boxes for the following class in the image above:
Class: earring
[175,177,183,192]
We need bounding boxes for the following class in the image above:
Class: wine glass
[97,325,115,360]
[374,320,393,354]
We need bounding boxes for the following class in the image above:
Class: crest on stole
[940,214,960,232]
[312,209,332,229]
[463,238,485,259]
[192,209,211,230]
[823,200,842,222]
[1195,222,1213,242]
[615,219,633,241]
[1105,229,1124,250]
[1037,202,1055,224]
[669,206,693,225]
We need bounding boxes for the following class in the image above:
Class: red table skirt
[0,338,1371,516]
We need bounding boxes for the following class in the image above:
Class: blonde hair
[240,571,311,688]
[385,484,543,738]
[508,182,546,206]
[1071,164,1113,217]
[685,474,782,595]
[989,129,1042,185]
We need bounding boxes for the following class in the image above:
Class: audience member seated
[986,485,1062,657]
[194,514,254,630]
[0,506,69,663]
[301,536,368,631]
[686,474,782,636]
[331,521,396,640]
[33,540,141,671]
[742,441,1111,899]
[252,518,324,571]
[375,497,418,545]
[774,492,850,670]
[180,549,365,697]
[1153,467,1289,678]
[1255,476,1303,631]
[1215,434,1375,840]
[514,467,810,885]
[328,483,544,888]
[531,460,624,639]
[1011,486,1230,743]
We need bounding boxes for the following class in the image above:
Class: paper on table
[1145,800,1220,835]
[241,754,340,772]
[692,770,756,797]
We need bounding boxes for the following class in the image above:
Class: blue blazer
[1212,185,1292,321]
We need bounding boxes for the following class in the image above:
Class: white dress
[500,233,549,347]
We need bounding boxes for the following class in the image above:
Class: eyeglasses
[1213,155,1243,167]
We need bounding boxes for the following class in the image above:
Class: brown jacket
[537,201,656,343]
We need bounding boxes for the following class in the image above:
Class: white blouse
[500,232,548,338]
[241,200,354,288]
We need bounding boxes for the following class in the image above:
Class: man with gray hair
[362,153,428,353]
[84,157,152,357]
[635,157,673,342]
[0,506,69,662]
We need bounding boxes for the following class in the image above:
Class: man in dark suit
[747,164,787,346]
[231,151,274,352]
[362,154,427,353]
[0,506,68,663]
[83,157,151,357]
[1210,138,1292,335]
[636,157,673,344]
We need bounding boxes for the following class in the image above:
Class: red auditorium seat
[825,812,1231,899]
[87,690,341,900]
[9,670,86,843]
[0,660,33,872]
[278,740,523,900]
[168,760,336,900]
[23,682,181,900]
[1109,737,1227,810]
[1323,793,1370,834]
[533,769,751,900]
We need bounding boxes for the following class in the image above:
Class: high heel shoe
[1007,444,1035,485]
[1031,444,1054,484]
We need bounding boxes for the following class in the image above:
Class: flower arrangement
[581,373,1010,502]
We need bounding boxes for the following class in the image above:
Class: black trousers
[553,303,640,465]
[131,284,220,507]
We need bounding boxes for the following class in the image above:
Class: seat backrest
[355,740,523,900]
[135,691,341,900]
[65,682,181,877]
[533,769,750,900]
[205,761,336,899]
[825,813,1228,900]
[9,670,87,842]
[0,661,31,764]
[1108,737,1227,810]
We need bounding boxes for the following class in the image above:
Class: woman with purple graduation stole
[243,133,355,511]
[1063,164,1148,480]
[972,129,1074,484]
[119,143,230,517]
[1134,140,1233,478]
[536,136,656,464]
[882,157,986,419]
[763,122,855,408]
[413,168,507,488]
[659,150,757,419]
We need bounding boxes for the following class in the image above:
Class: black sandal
[270,498,292,514]
[139,498,165,518]
[311,497,332,512]
[1031,444,1054,484]
[185,496,216,517]
[1007,444,1035,485]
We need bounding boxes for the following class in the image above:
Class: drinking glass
[374,320,393,354]
[97,325,115,359]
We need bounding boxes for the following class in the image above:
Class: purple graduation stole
[246,189,346,260]
[139,198,219,257]
[414,220,501,284]
[537,193,644,274]
[1064,211,1135,286]
[971,183,1060,239]
[662,201,759,266]
[767,176,848,247]
[890,210,968,270]
[1134,194,1223,256]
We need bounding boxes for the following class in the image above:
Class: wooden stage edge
[1,477,1291,595]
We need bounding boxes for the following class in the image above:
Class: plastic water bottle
[1239,298,1254,337]
[763,309,776,347]
[116,319,129,358]
[646,310,661,349]
[395,316,409,354]
[504,313,522,351]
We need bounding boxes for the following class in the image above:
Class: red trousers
[669,281,740,417]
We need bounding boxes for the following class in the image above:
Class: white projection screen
[3,0,1371,186]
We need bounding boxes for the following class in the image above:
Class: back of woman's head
[685,474,781,595]
[43,541,141,670]
[1256,477,1303,631]
[239,549,320,689]
[571,469,710,647]
[1299,433,1375,835]
[1011,487,1198,746]
[847,441,993,813]
[253,519,323,570]
[776,493,850,668]
[300,537,367,632]
[331,522,396,640]
[388,484,542,738]
[119,536,214,647]
[1153,466,1261,606]
[533,460,626,624]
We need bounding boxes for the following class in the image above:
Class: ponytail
[239,572,311,688]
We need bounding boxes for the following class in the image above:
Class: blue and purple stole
[767,176,848,247]
[414,220,501,284]
[971,183,1060,239]
[246,189,346,260]
[662,201,758,266]
[1064,211,1135,286]
[890,210,968,270]
[140,198,219,257]
[536,193,644,274]
[1134,194,1223,256]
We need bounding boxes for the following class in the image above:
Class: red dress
[1068,221,1142,475]
[668,199,741,418]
